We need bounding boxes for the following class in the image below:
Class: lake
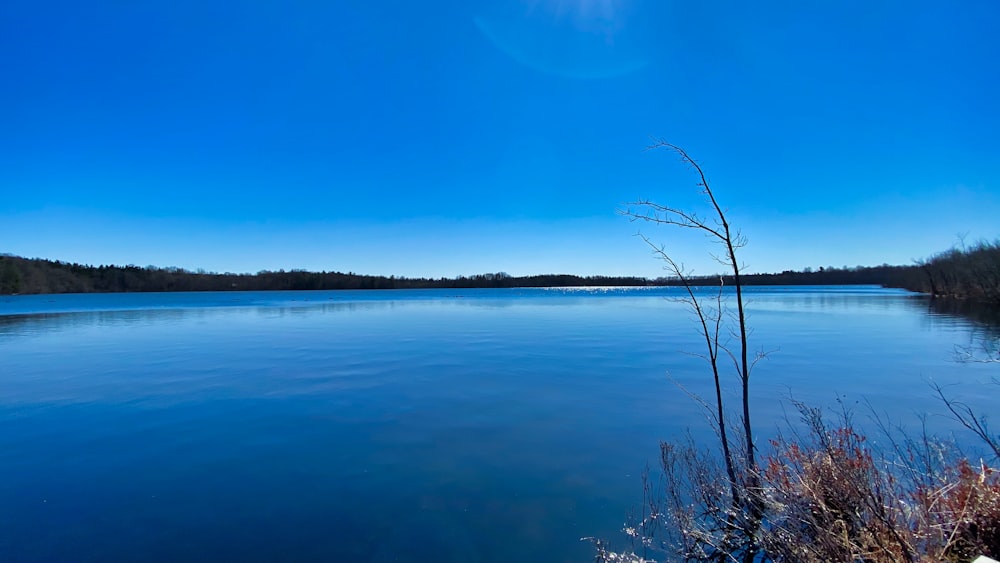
[1,286,997,562]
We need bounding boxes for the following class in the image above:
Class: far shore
[0,254,932,296]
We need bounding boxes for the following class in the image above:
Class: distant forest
[1,241,998,302]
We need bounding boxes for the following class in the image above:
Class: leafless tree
[617,140,764,562]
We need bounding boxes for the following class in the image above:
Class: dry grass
[597,405,1000,563]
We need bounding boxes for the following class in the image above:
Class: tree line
[656,263,925,290]
[1,244,997,300]
[0,255,652,294]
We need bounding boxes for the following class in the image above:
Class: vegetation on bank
[595,142,1000,563]
[598,401,1000,563]
[2,245,998,297]
[918,240,1000,303]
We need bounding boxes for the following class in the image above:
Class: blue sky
[2,0,998,277]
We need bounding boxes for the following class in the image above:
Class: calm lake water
[1,286,997,562]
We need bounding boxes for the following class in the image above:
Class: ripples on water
[0,287,996,561]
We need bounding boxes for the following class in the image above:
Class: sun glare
[526,0,627,33]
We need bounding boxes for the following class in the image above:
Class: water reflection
[1,286,997,562]
[0,288,663,338]
[914,297,1000,362]
[921,297,1000,329]
[0,301,401,339]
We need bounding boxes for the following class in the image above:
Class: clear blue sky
[2,1,998,277]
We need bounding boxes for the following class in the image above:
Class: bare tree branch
[620,141,763,561]
[930,380,1000,461]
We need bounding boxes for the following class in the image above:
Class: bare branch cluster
[932,381,1000,461]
